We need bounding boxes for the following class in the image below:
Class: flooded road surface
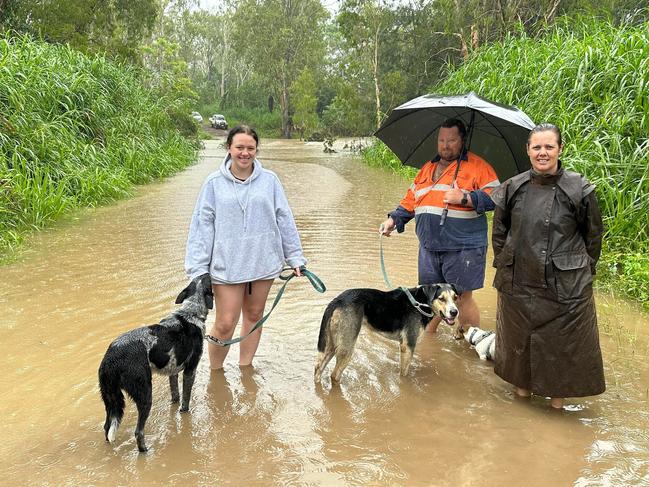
[1,139,648,486]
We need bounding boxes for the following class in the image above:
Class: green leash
[205,266,326,347]
[379,232,434,318]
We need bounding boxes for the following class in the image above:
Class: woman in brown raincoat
[490,123,605,409]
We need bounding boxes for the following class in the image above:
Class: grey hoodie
[185,156,307,283]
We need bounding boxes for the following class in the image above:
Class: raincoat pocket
[551,252,593,302]
[493,248,514,294]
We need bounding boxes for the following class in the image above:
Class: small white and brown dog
[464,326,496,361]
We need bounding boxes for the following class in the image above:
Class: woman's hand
[293,267,303,277]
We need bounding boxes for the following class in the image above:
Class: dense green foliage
[0,35,197,256]
[363,16,649,308]
[0,0,158,60]
[5,1,641,140]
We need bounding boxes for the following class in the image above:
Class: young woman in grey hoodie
[185,125,307,369]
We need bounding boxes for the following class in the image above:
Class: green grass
[0,34,198,259]
[363,15,649,309]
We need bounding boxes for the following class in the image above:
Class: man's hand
[380,217,396,236]
[443,182,467,206]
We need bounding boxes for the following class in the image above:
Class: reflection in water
[0,139,648,486]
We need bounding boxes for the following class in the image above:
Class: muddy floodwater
[1,139,648,486]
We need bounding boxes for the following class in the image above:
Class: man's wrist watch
[460,191,469,206]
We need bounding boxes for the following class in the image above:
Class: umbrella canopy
[374,92,536,181]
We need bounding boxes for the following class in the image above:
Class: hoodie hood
[219,156,263,182]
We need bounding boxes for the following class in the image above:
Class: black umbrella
[374,91,536,181]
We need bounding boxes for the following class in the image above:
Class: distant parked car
[209,114,228,130]
[191,111,203,123]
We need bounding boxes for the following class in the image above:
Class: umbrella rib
[470,116,524,172]
[402,125,438,164]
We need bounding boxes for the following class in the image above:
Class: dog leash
[378,231,434,318]
[205,266,326,347]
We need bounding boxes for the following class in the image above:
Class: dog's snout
[450,308,459,317]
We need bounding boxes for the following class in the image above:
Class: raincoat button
[541,250,546,254]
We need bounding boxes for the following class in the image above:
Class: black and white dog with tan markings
[314,283,460,382]
[98,274,213,453]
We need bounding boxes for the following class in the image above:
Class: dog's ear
[450,283,463,296]
[421,284,442,302]
[175,280,197,304]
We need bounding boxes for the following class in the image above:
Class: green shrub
[0,34,197,258]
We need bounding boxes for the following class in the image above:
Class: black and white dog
[314,283,460,382]
[464,326,496,361]
[98,274,213,452]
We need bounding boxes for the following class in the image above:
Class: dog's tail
[98,359,125,443]
[317,302,336,352]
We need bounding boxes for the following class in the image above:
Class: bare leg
[239,279,274,366]
[208,283,246,370]
[458,290,480,326]
[426,316,442,334]
[452,290,480,339]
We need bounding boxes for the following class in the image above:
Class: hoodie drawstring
[231,177,251,231]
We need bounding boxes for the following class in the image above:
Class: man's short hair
[440,118,467,142]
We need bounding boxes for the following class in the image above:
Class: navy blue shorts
[418,246,487,291]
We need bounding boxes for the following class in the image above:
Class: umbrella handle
[440,206,448,226]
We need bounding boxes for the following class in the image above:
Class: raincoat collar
[530,160,564,184]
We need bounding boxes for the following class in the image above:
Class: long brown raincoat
[490,166,605,398]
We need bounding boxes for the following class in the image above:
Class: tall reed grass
[0,35,197,258]
[364,16,649,307]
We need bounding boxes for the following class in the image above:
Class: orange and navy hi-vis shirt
[390,150,500,251]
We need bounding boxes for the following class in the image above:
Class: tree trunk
[373,24,381,129]
[280,72,291,138]
[220,26,228,100]
[471,24,479,50]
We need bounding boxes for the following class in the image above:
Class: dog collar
[470,329,494,345]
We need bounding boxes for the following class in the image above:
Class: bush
[0,34,197,257]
